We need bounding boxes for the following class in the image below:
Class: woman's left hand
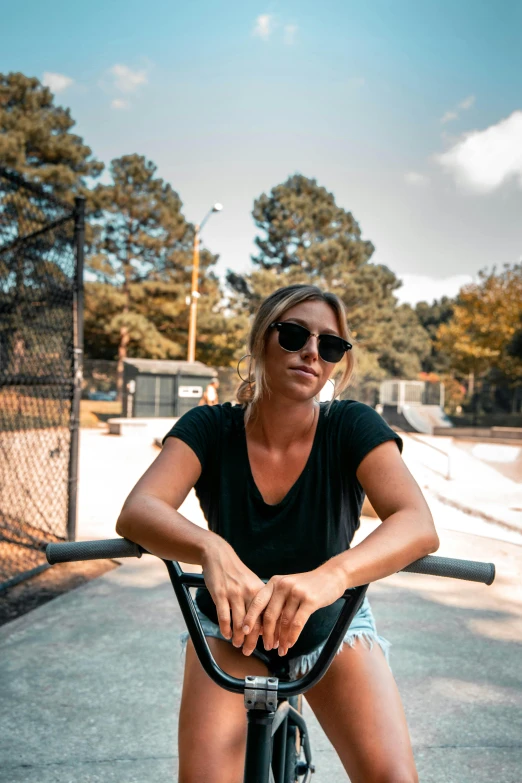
[240,566,347,657]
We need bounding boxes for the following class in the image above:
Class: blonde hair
[236,284,355,422]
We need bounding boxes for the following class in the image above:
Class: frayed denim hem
[179,630,190,657]
[287,630,391,681]
[178,597,391,681]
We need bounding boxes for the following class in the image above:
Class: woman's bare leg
[305,640,418,783]
[178,638,269,783]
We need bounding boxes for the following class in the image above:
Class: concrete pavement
[1,524,521,782]
[1,427,521,781]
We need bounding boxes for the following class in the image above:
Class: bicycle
[46,538,495,783]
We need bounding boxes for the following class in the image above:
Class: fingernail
[242,625,250,634]
[273,641,278,649]
[278,647,283,656]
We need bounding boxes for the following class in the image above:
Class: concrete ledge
[108,418,148,435]
[434,426,522,442]
[107,417,179,438]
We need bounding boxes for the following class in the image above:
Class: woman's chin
[277,384,321,403]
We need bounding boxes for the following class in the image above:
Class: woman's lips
[290,368,317,380]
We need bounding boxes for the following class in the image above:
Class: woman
[116,284,439,782]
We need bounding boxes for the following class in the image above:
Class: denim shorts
[179,595,390,681]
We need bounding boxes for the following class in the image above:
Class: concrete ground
[1,428,521,781]
[401,432,522,537]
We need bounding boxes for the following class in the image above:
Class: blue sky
[3,0,522,304]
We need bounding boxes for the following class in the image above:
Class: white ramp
[402,405,453,435]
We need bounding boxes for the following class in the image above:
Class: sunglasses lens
[277,323,309,352]
[318,336,346,363]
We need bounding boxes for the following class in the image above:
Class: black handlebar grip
[401,555,495,585]
[46,538,143,565]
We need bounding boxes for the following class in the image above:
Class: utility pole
[186,203,223,362]
[187,225,201,363]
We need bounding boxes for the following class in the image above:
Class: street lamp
[187,203,223,362]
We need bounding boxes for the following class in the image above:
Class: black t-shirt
[163,400,402,656]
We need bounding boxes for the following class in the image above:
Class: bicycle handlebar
[45,538,496,585]
[45,538,496,698]
[46,538,144,563]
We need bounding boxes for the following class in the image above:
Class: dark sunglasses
[269,321,352,363]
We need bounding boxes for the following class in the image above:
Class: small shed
[122,359,217,418]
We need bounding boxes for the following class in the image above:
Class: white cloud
[458,95,475,110]
[435,110,522,193]
[396,274,473,306]
[440,110,458,124]
[404,171,430,186]
[42,72,73,93]
[284,24,297,45]
[440,95,475,124]
[253,14,273,39]
[111,98,129,110]
[109,64,148,93]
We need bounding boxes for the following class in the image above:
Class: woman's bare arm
[323,440,440,589]
[115,437,221,564]
[116,436,269,648]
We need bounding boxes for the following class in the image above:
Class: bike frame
[44,538,495,783]
[165,560,369,783]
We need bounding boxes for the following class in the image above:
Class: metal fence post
[67,196,86,542]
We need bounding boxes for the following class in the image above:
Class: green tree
[0,72,103,198]
[85,277,249,369]
[227,174,430,381]
[0,72,103,386]
[87,154,234,394]
[437,265,522,406]
[415,296,455,373]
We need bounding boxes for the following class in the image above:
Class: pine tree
[87,154,227,396]
[0,72,103,198]
[0,72,103,387]
[227,175,430,383]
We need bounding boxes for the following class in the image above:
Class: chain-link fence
[0,168,85,590]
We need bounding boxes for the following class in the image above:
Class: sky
[2,0,522,305]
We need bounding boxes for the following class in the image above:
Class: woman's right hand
[201,538,267,654]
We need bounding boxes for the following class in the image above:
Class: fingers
[271,617,282,650]
[256,580,288,651]
[241,584,273,638]
[277,604,309,656]
[231,599,249,648]
[215,593,232,640]
[276,595,301,655]
[215,576,312,659]
[241,615,264,656]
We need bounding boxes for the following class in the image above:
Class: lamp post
[187,203,223,362]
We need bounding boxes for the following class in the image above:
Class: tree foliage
[0,72,103,199]
[415,296,455,373]
[436,265,522,385]
[86,154,233,393]
[227,175,430,379]
[0,73,104,385]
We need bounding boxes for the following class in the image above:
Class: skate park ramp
[382,404,453,435]
[452,439,522,485]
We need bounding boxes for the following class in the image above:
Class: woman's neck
[247,397,319,451]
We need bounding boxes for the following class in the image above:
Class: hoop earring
[237,354,254,383]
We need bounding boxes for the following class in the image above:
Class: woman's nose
[302,335,319,358]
